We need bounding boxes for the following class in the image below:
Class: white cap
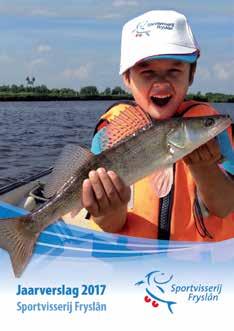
[120,10,200,74]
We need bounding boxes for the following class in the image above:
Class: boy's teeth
[152,94,171,98]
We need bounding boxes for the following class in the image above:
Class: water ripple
[0,101,233,187]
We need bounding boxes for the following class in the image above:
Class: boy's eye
[168,69,182,76]
[169,69,181,73]
[141,70,155,76]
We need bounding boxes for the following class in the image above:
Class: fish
[0,105,231,277]
[135,270,176,313]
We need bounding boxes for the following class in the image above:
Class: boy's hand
[183,138,223,167]
[82,168,131,217]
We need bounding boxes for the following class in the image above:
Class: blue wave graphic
[34,221,215,259]
[1,201,234,263]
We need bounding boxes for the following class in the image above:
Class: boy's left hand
[183,138,223,167]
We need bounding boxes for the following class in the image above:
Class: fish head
[147,270,173,285]
[166,115,232,160]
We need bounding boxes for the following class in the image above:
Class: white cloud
[213,61,234,81]
[0,3,59,17]
[28,8,58,17]
[30,58,46,67]
[36,44,52,53]
[196,66,211,80]
[62,64,91,80]
[0,54,12,63]
[98,13,122,20]
[0,2,132,19]
[113,0,138,7]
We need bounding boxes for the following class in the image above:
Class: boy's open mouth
[151,95,172,107]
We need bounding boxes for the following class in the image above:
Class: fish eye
[204,118,215,127]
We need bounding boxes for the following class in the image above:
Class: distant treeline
[0,84,233,102]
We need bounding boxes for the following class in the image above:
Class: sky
[0,0,233,93]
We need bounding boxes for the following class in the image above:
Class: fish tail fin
[167,300,177,314]
[0,215,39,277]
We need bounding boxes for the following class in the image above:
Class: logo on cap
[132,21,150,37]
[132,21,175,37]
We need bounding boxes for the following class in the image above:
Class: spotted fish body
[0,106,231,277]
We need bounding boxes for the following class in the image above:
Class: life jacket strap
[158,166,175,240]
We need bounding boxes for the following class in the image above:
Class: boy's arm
[85,120,130,232]
[184,138,234,218]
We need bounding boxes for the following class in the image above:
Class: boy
[81,10,234,241]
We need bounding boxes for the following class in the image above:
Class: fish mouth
[150,94,172,107]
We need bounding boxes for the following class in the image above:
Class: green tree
[103,87,111,95]
[0,85,10,92]
[50,88,61,95]
[59,88,77,96]
[11,84,19,93]
[111,86,126,95]
[35,85,49,94]
[80,86,99,96]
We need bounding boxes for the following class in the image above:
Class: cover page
[0,1,233,330]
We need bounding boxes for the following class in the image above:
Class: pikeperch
[0,106,231,277]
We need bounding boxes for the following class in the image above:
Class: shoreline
[0,95,233,103]
[0,95,133,102]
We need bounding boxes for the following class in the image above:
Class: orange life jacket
[93,100,234,242]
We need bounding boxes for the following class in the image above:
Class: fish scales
[33,123,168,228]
[96,123,169,184]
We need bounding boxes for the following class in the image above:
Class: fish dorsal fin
[100,105,152,150]
[44,144,93,198]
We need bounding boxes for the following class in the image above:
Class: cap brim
[145,52,199,63]
[120,50,199,74]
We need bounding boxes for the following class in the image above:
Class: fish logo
[132,21,151,37]
[135,270,176,314]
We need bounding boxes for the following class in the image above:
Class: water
[0,101,233,187]
[0,100,113,186]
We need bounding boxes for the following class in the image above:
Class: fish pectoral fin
[44,144,93,198]
[156,285,165,293]
[0,216,39,277]
[150,166,173,198]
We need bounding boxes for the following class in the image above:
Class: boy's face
[123,59,195,119]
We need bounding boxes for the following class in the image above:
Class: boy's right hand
[82,168,131,218]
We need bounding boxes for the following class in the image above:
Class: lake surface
[0,100,233,187]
